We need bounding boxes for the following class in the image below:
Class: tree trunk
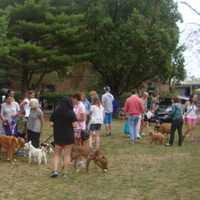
[21,68,29,96]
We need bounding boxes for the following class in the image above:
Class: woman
[166,96,183,146]
[184,94,199,143]
[27,98,44,148]
[72,93,87,145]
[0,94,20,136]
[88,97,104,150]
[50,98,77,178]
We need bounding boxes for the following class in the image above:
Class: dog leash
[41,134,53,144]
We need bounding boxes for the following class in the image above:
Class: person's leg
[51,145,62,177]
[128,116,134,143]
[184,119,192,137]
[31,132,40,148]
[177,120,183,146]
[190,119,197,143]
[95,131,100,150]
[169,121,176,146]
[136,116,141,139]
[63,144,73,175]
[133,116,139,142]
[106,113,112,135]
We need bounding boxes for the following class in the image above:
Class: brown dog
[71,144,108,173]
[155,123,171,135]
[0,135,19,160]
[149,132,164,144]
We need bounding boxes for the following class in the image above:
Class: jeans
[169,119,183,146]
[128,116,139,142]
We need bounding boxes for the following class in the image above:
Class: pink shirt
[124,95,144,116]
[74,102,86,130]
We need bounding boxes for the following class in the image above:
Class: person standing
[166,96,183,146]
[88,97,104,150]
[0,94,20,136]
[27,98,44,148]
[72,93,87,145]
[102,86,114,136]
[124,91,144,144]
[50,98,77,178]
[184,94,199,143]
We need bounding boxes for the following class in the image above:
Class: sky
[177,0,200,79]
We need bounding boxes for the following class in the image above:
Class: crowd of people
[0,87,199,177]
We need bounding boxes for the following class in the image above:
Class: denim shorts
[90,124,102,131]
[104,113,112,124]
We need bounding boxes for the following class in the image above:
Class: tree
[83,0,184,97]
[0,0,87,94]
[0,11,9,86]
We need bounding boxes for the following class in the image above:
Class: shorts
[104,113,112,125]
[185,118,198,126]
[90,124,102,131]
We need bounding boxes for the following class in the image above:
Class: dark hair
[131,90,136,95]
[173,96,179,103]
[72,92,82,101]
[55,97,73,115]
[5,94,13,99]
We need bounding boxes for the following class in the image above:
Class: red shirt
[124,95,144,116]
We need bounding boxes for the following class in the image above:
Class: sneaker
[165,143,172,147]
[50,171,59,178]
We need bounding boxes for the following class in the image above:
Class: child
[88,97,104,150]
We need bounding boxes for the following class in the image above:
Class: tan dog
[155,123,171,135]
[71,144,108,173]
[0,136,19,160]
[149,132,164,144]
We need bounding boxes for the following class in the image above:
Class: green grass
[1,120,200,200]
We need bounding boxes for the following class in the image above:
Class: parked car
[150,96,189,123]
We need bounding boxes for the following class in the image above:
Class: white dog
[24,141,47,165]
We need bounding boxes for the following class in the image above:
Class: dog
[149,132,164,144]
[155,123,171,135]
[40,143,54,154]
[0,135,20,160]
[71,144,108,173]
[24,141,47,165]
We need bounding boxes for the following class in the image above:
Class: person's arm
[39,110,44,133]
[124,100,128,113]
[140,99,145,113]
[0,104,5,121]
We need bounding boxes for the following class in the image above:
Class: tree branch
[181,1,200,16]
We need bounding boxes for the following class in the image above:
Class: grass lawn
[0,120,200,200]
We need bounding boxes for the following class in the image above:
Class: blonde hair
[30,98,40,109]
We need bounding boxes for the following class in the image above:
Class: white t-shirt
[102,92,114,113]
[1,102,20,122]
[186,104,198,119]
[90,105,104,124]
[21,98,31,117]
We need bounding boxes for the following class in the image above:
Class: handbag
[81,129,89,141]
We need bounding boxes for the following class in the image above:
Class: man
[124,90,144,144]
[102,86,114,136]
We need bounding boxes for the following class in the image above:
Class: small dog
[149,132,164,144]
[155,123,171,135]
[71,144,108,173]
[24,141,47,165]
[0,135,19,160]
[40,143,54,154]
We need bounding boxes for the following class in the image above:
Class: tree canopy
[0,0,185,95]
